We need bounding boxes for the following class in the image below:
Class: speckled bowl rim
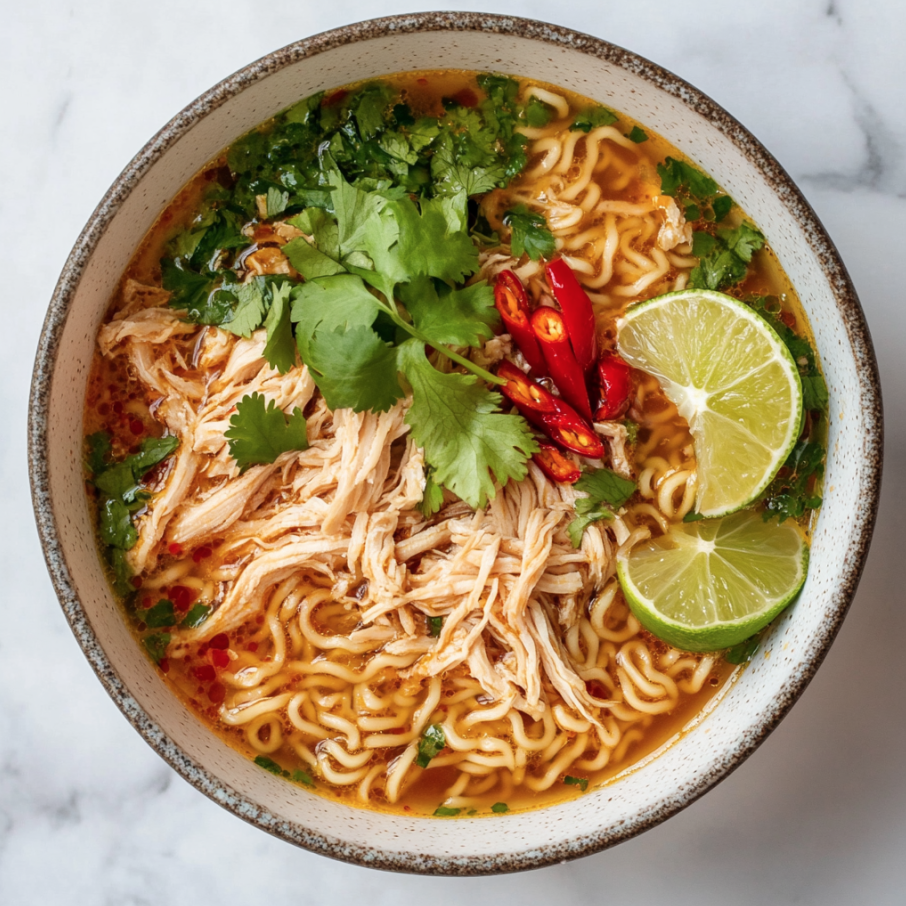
[29,11,883,876]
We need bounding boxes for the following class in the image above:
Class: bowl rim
[28,10,883,875]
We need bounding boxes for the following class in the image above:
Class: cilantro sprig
[568,468,637,548]
[657,157,734,224]
[688,223,766,292]
[224,392,309,473]
[503,205,556,261]
[416,724,446,768]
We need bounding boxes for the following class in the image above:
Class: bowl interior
[31,16,880,874]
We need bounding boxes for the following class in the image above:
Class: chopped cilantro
[428,616,444,638]
[761,438,825,523]
[627,125,648,143]
[86,432,112,477]
[262,282,296,374]
[564,776,588,792]
[265,186,289,218]
[181,604,211,629]
[711,194,734,222]
[99,497,138,550]
[524,96,555,128]
[568,468,637,548]
[292,769,314,786]
[144,599,176,629]
[254,756,285,775]
[221,277,267,338]
[683,511,706,522]
[416,724,446,768]
[418,468,445,517]
[689,223,765,292]
[224,392,309,473]
[622,419,639,445]
[503,205,556,261]
[490,802,509,813]
[571,106,618,132]
[726,635,760,664]
[143,632,170,664]
[433,806,461,817]
[657,157,718,200]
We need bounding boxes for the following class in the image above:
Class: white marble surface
[3,0,904,901]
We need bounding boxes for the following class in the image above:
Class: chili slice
[594,352,632,421]
[545,258,598,373]
[533,442,581,484]
[530,307,593,420]
[494,271,547,376]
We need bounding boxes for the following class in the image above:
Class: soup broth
[84,70,822,817]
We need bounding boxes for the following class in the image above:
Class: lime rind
[616,290,803,518]
[616,511,808,653]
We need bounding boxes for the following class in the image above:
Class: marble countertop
[3,1,904,902]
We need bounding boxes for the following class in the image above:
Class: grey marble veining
[3,1,904,903]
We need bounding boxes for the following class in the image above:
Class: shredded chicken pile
[99,282,640,726]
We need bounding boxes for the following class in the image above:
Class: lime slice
[616,510,808,652]
[617,290,802,517]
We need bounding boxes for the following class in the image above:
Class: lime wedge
[616,510,808,652]
[617,290,802,517]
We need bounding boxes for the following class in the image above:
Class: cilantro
[99,498,139,550]
[761,438,825,523]
[466,809,478,816]
[224,392,309,472]
[86,432,112,476]
[222,277,267,338]
[418,468,445,517]
[726,635,760,664]
[503,205,556,261]
[143,632,170,664]
[428,616,444,638]
[144,599,176,629]
[399,277,498,349]
[564,776,588,792]
[265,186,289,218]
[571,106,618,132]
[720,221,765,263]
[430,131,507,197]
[181,604,211,629]
[490,802,509,814]
[399,341,538,509]
[108,548,133,598]
[416,724,446,768]
[627,126,648,143]
[568,468,637,548]
[128,436,180,477]
[292,769,314,786]
[712,195,734,223]
[622,419,639,445]
[161,258,215,318]
[657,157,718,200]
[801,375,829,411]
[254,756,285,776]
[683,511,706,522]
[262,282,296,374]
[689,223,765,292]
[433,806,461,817]
[524,96,554,128]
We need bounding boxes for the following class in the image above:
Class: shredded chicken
[655,195,692,251]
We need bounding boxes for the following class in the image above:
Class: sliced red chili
[497,361,557,424]
[542,402,606,459]
[545,258,598,373]
[594,352,632,421]
[533,442,581,484]
[494,271,548,376]
[531,307,593,420]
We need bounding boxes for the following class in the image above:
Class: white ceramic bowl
[29,12,882,874]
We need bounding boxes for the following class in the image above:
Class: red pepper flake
[137,621,147,632]
[168,542,183,556]
[255,614,265,625]
[403,805,412,811]
[130,576,143,589]
[169,585,197,612]
[192,665,217,683]
[451,88,478,107]
[192,546,213,563]
[246,642,258,652]
[210,632,230,650]
[142,596,152,609]
[210,649,230,669]
[113,401,123,415]
[198,643,210,657]
[417,77,428,86]
[129,419,144,436]
[585,679,608,699]
[159,658,170,674]
[207,682,225,704]
[323,89,348,107]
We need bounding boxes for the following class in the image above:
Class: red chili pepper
[545,258,598,373]
[594,352,632,421]
[498,362,605,459]
[494,271,547,376]
[530,307,593,420]
[533,442,581,484]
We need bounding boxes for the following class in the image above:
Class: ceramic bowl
[29,12,882,875]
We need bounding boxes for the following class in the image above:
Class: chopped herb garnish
[433,806,461,817]
[466,809,478,816]
[428,616,444,638]
[503,204,556,261]
[568,468,637,548]
[627,125,648,143]
[726,635,760,664]
[224,392,309,473]
[143,632,170,664]
[254,755,286,775]
[144,599,176,629]
[689,223,765,292]
[181,603,212,629]
[682,511,706,522]
[564,775,589,792]
[524,96,555,128]
[416,724,446,768]
[490,802,509,813]
[571,105,618,132]
[292,769,314,786]
[656,156,733,223]
[761,438,825,523]
[418,468,445,517]
[622,419,639,445]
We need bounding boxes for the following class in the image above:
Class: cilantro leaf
[718,222,765,263]
[571,106,618,132]
[161,258,214,316]
[689,224,763,292]
[564,775,588,792]
[504,205,555,260]
[224,392,309,472]
[127,436,180,478]
[265,186,289,218]
[568,468,637,548]
[292,769,314,786]
[262,282,296,374]
[398,340,538,508]
[418,468,445,517]
[86,432,112,477]
[181,604,211,629]
[434,807,461,817]
[399,277,498,348]
[283,235,346,279]
[254,755,285,776]
[801,375,829,411]
[524,96,554,128]
[627,126,648,143]
[762,438,824,523]
[99,497,138,550]
[144,599,176,628]
[430,131,507,197]
[143,632,170,664]
[416,724,446,768]
[491,802,509,813]
[305,326,404,413]
[657,157,718,200]
[428,616,444,638]
[222,277,267,338]
[726,635,760,664]
[712,194,734,223]
[567,507,614,549]
[94,462,142,502]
